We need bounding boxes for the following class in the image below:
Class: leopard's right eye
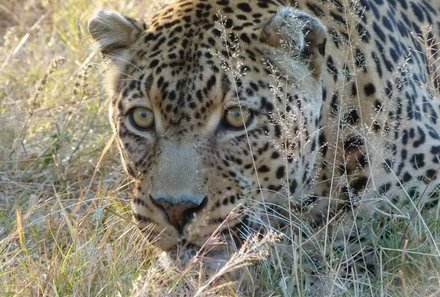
[129,107,154,131]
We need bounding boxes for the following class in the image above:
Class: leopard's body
[89,0,440,281]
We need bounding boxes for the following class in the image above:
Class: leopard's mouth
[168,215,251,263]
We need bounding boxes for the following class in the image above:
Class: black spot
[375,100,383,111]
[350,176,369,194]
[410,153,425,169]
[306,3,325,16]
[413,126,426,148]
[397,0,408,9]
[258,165,270,173]
[425,169,437,180]
[410,2,424,22]
[144,32,157,42]
[372,121,381,132]
[364,83,376,96]
[357,154,368,168]
[329,93,339,117]
[236,2,252,12]
[268,184,283,192]
[344,109,359,125]
[402,172,412,183]
[431,145,440,155]
[275,166,285,179]
[212,28,221,37]
[344,135,364,150]
[224,18,233,29]
[371,52,383,78]
[330,11,346,25]
[216,0,229,5]
[289,180,297,194]
[328,29,341,49]
[207,37,216,46]
[356,23,370,42]
[373,23,386,42]
[351,83,357,97]
[389,47,399,63]
[134,214,153,223]
[378,183,391,195]
[274,124,282,138]
[381,15,392,30]
[240,33,251,43]
[260,97,274,112]
[149,59,159,68]
[222,6,234,13]
[383,159,393,173]
[319,132,328,156]
[326,56,338,82]
[354,48,366,69]
[271,151,280,159]
[206,74,217,91]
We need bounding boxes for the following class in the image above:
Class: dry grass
[0,0,439,296]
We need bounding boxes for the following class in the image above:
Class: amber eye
[129,107,154,131]
[223,106,253,130]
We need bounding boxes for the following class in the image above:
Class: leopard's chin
[163,225,248,271]
[163,241,231,272]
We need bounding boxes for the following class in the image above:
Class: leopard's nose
[150,194,207,233]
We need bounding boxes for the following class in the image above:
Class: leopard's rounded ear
[261,7,327,77]
[88,9,146,60]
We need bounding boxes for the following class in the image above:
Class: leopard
[88,0,440,289]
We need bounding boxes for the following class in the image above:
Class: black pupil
[140,111,148,118]
[231,111,241,118]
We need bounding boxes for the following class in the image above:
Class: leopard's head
[88,1,326,262]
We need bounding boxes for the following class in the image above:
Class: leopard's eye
[223,106,253,130]
[129,107,154,131]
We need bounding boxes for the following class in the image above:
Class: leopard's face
[89,1,326,255]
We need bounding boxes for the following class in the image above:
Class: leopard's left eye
[223,106,253,130]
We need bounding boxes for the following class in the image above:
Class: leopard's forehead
[114,0,284,129]
[148,0,279,29]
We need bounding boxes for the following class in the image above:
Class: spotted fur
[89,0,440,279]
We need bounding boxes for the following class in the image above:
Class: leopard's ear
[88,9,146,62]
[261,7,326,77]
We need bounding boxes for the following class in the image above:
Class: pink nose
[150,194,207,233]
